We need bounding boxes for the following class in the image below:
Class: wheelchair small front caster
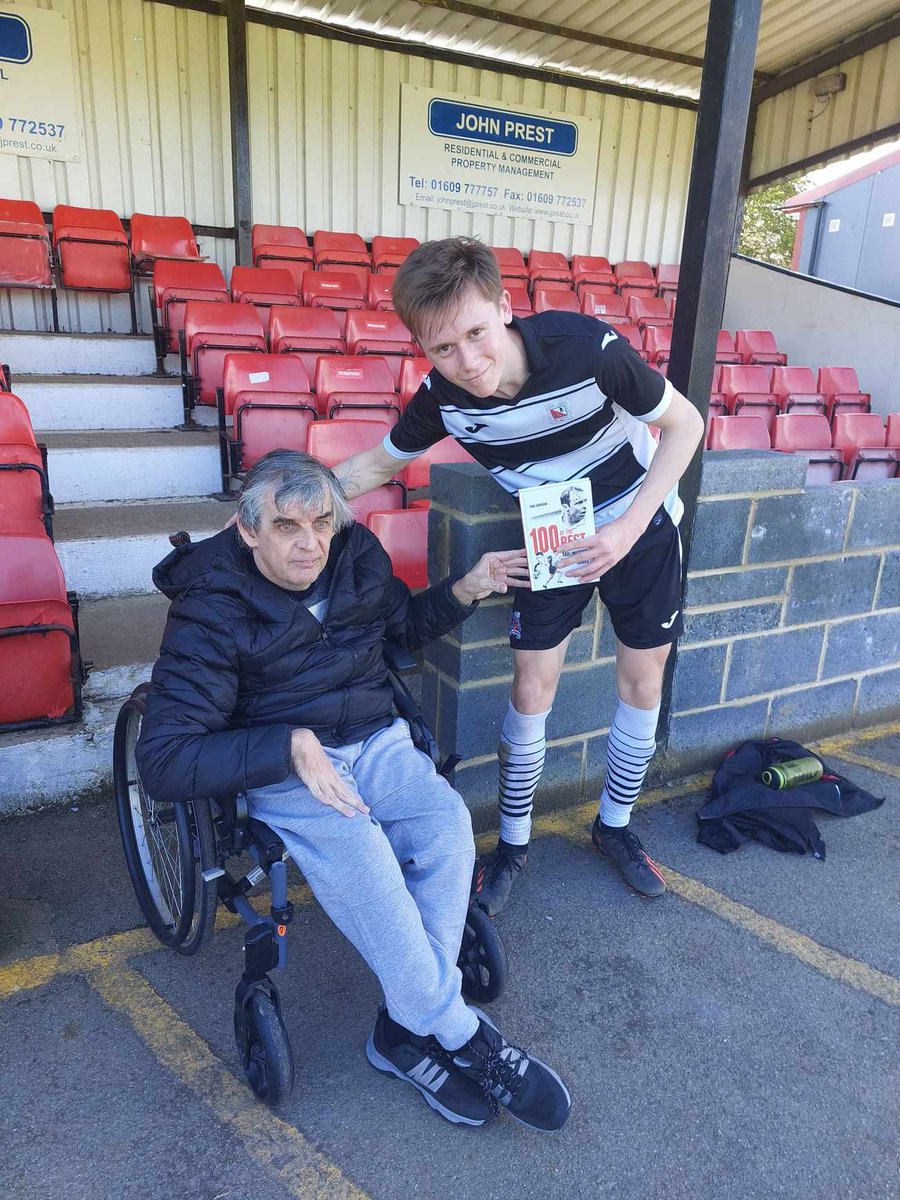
[233,977,295,1107]
[458,902,508,1003]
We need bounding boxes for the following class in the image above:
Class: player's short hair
[392,237,503,341]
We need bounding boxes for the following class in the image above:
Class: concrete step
[3,330,158,376]
[17,374,184,431]
[38,429,222,503]
[79,592,169,700]
[54,497,236,596]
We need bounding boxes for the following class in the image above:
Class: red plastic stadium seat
[315,355,399,420]
[52,204,131,292]
[533,286,580,314]
[528,250,571,284]
[572,256,614,291]
[152,260,228,358]
[181,300,266,408]
[344,311,416,387]
[367,275,396,311]
[735,330,787,367]
[642,325,672,367]
[771,414,842,484]
[218,353,316,488]
[887,413,900,448]
[709,393,728,419]
[0,535,82,729]
[715,331,742,365]
[614,324,651,361]
[817,367,872,421]
[719,365,778,429]
[832,413,888,476]
[707,415,771,450]
[403,438,476,489]
[267,305,345,379]
[301,270,366,315]
[398,357,432,409]
[614,260,654,290]
[367,509,428,588]
[0,198,53,288]
[307,421,408,517]
[0,393,53,537]
[626,295,672,331]
[252,225,313,291]
[130,213,200,275]
[769,367,826,416]
[580,291,628,324]
[491,247,528,283]
[230,266,300,314]
[655,264,680,297]
[505,285,533,317]
[313,230,371,270]
[371,236,419,272]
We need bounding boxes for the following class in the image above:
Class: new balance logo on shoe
[661,610,679,629]
[408,1056,449,1093]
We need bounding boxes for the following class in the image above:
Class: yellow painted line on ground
[89,965,369,1200]
[814,719,900,755]
[829,749,900,780]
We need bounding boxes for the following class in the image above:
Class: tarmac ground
[1,722,897,1200]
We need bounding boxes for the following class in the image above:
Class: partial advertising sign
[0,5,80,161]
[399,85,600,225]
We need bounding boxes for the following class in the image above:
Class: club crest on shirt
[548,401,569,422]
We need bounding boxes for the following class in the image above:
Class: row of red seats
[492,248,679,294]
[0,391,84,730]
[706,412,899,482]
[707,365,872,428]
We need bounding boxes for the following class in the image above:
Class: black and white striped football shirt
[385,311,682,527]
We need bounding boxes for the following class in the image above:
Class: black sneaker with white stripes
[451,1009,571,1133]
[366,1007,497,1126]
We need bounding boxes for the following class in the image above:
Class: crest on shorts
[509,611,522,639]
[548,401,569,422]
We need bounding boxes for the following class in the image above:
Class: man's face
[563,491,588,525]
[419,285,518,400]
[238,491,334,591]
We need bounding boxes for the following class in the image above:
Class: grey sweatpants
[247,718,480,1051]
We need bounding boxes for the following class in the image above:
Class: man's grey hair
[237,449,355,533]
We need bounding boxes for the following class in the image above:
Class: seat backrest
[222,352,311,406]
[52,204,125,239]
[302,270,365,306]
[0,535,68,605]
[832,412,886,451]
[614,324,643,354]
[183,299,265,346]
[491,246,526,270]
[268,304,343,349]
[719,364,773,396]
[581,292,626,319]
[655,263,680,286]
[0,198,47,232]
[230,266,297,300]
[0,393,38,446]
[818,366,863,395]
[313,230,368,254]
[533,287,580,314]
[886,412,900,448]
[252,224,309,251]
[371,236,418,260]
[642,326,672,355]
[708,415,771,450]
[345,310,414,350]
[130,213,198,261]
[505,285,532,312]
[627,295,669,321]
[398,357,432,407]
[367,509,428,588]
[771,413,832,451]
[403,437,476,489]
[307,418,395,467]
[614,259,653,278]
[153,260,227,308]
[735,329,779,357]
[528,250,570,271]
[366,276,396,309]
[315,354,396,398]
[770,366,817,396]
[571,255,612,277]
[716,330,738,355]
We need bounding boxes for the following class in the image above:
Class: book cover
[519,479,595,590]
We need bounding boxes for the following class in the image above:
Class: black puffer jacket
[135,524,475,803]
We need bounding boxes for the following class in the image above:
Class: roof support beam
[660,0,763,743]
[747,120,900,189]
[224,0,252,265]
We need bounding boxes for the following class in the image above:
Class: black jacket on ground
[135,524,475,804]
[696,738,884,858]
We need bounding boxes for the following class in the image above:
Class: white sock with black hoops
[497,701,551,848]
[598,698,660,829]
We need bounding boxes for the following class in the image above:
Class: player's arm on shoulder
[333,441,408,500]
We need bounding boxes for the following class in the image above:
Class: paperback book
[519,478,595,590]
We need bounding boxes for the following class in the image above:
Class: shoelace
[619,829,648,862]
[472,1038,528,1104]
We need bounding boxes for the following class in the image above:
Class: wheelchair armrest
[382,639,417,674]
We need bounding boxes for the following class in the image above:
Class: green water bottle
[761,756,824,790]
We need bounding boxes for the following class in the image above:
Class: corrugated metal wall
[0,0,695,331]
[246,23,696,265]
[749,34,900,185]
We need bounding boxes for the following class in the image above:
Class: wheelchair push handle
[169,530,192,547]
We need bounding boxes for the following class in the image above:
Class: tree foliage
[738,177,810,268]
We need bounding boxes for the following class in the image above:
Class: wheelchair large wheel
[114,685,218,956]
[458,903,508,1003]
[234,986,294,1107]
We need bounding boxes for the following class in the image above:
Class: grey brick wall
[423,457,900,810]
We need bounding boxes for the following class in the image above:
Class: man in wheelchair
[136,449,570,1132]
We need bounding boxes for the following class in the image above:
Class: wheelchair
[113,611,507,1108]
